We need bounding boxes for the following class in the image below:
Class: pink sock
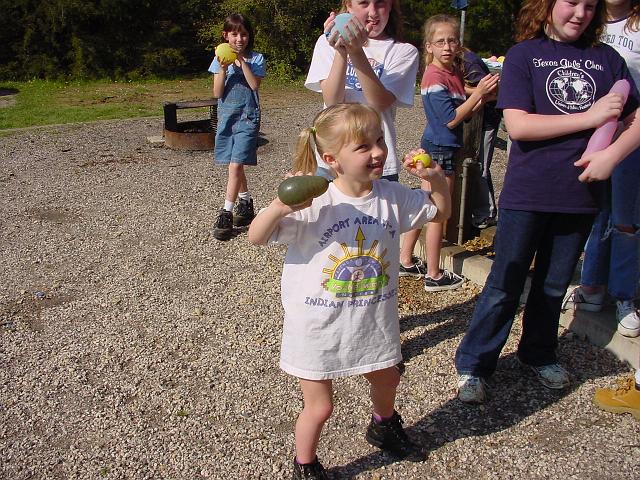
[372,412,393,423]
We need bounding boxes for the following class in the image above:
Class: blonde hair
[293,103,382,174]
[422,14,463,67]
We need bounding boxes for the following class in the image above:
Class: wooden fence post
[445,107,484,244]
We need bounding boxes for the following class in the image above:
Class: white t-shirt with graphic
[602,17,640,87]
[305,36,419,177]
[269,180,437,380]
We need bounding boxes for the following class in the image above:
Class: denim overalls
[214,61,261,166]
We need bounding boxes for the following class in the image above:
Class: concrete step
[412,231,640,370]
[560,302,639,369]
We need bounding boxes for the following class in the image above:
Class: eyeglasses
[429,38,460,48]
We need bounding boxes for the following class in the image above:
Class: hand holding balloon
[277,176,329,206]
[575,79,630,182]
[583,80,630,155]
[215,43,237,65]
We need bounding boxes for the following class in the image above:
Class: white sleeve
[268,211,304,246]
[381,43,419,107]
[305,35,335,93]
[383,181,437,233]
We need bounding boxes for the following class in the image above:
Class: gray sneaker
[524,362,570,389]
[457,374,487,404]
[562,286,604,312]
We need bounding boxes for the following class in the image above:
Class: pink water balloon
[583,79,630,155]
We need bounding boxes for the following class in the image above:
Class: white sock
[238,191,251,201]
[223,200,234,212]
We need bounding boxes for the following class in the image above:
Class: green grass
[0,76,312,130]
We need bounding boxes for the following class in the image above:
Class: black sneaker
[472,217,497,229]
[212,209,233,240]
[424,269,464,292]
[233,198,255,227]
[365,411,425,462]
[292,457,329,480]
[399,256,426,278]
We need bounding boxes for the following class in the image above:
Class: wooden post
[445,107,484,244]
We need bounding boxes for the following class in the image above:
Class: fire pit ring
[163,99,217,151]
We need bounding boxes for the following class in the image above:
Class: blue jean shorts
[420,140,457,175]
[214,105,260,166]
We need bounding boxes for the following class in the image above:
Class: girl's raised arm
[447,73,499,129]
[238,55,263,91]
[321,14,395,110]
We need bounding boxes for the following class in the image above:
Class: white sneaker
[562,286,604,312]
[616,300,640,338]
[526,363,570,389]
[457,374,487,404]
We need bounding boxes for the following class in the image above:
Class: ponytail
[293,128,318,174]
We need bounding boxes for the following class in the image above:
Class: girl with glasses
[420,14,499,291]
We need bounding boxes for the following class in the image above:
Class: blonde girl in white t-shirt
[305,0,427,280]
[249,103,450,478]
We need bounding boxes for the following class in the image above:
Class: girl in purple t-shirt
[454,0,640,404]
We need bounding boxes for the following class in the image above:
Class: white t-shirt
[602,17,640,88]
[305,36,419,177]
[269,180,437,380]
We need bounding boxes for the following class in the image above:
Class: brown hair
[422,14,463,68]
[293,103,382,175]
[222,13,255,51]
[516,0,606,46]
[340,0,405,41]
[614,0,640,33]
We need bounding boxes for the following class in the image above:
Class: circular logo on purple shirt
[546,67,596,114]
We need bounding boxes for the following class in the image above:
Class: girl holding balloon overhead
[454,0,640,405]
[305,1,428,280]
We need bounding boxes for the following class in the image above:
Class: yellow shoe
[593,377,640,420]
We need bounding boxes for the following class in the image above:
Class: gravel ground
[1,99,639,480]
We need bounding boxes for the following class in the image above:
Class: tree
[199,0,336,80]
[0,0,524,80]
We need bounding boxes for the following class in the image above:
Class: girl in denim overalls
[209,14,265,241]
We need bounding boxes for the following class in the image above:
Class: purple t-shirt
[497,37,639,213]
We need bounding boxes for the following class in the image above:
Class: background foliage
[0,0,522,81]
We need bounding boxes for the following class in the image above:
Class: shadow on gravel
[328,331,630,479]
[399,299,478,364]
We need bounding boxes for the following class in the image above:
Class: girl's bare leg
[295,379,333,464]
[363,367,401,417]
[424,175,455,278]
[225,163,247,203]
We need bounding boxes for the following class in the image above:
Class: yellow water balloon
[215,43,237,64]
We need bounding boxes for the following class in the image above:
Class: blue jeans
[420,140,457,176]
[580,148,640,301]
[455,209,595,377]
